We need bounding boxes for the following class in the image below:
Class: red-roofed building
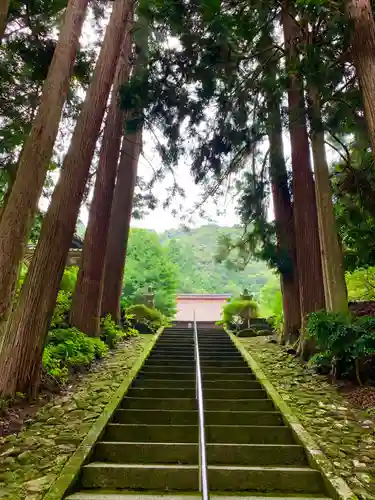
[175,294,231,323]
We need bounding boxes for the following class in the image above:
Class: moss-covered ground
[241,337,375,500]
[0,335,152,500]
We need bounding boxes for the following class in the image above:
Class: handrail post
[193,311,209,500]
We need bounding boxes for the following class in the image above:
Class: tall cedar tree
[346,0,375,161]
[101,16,148,323]
[308,84,348,313]
[282,3,325,354]
[0,0,133,397]
[261,30,301,343]
[70,27,133,336]
[0,0,9,39]
[101,126,142,322]
[0,0,89,336]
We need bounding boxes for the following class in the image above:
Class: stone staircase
[67,326,330,499]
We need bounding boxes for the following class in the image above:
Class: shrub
[60,266,78,294]
[219,297,259,331]
[307,311,375,384]
[126,304,169,334]
[100,314,138,348]
[43,328,108,383]
[50,291,71,329]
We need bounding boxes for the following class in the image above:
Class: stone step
[155,342,234,348]
[144,361,247,370]
[112,409,198,425]
[205,425,294,444]
[80,463,324,493]
[127,387,196,399]
[204,388,267,399]
[127,387,267,400]
[205,399,275,411]
[148,351,243,361]
[68,493,330,500]
[203,371,257,380]
[136,371,257,380]
[136,371,196,380]
[145,358,246,366]
[112,409,282,426]
[121,397,274,411]
[152,346,236,352]
[93,441,307,466]
[203,379,262,389]
[121,397,197,410]
[64,327,328,500]
[103,424,293,445]
[141,365,251,373]
[104,423,198,442]
[140,366,196,373]
[132,378,262,390]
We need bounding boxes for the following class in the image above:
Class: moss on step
[0,335,154,500]
[240,337,375,500]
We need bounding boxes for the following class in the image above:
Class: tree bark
[346,0,375,160]
[0,0,10,40]
[0,0,89,337]
[0,0,133,397]
[101,128,142,323]
[308,85,348,314]
[70,29,133,336]
[0,163,17,223]
[282,4,325,358]
[267,102,301,343]
[261,29,301,344]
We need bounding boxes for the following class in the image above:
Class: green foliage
[332,148,375,271]
[345,267,375,301]
[219,296,259,331]
[50,291,71,329]
[123,228,178,316]
[163,225,274,298]
[60,266,78,294]
[100,314,138,348]
[126,304,169,334]
[43,328,108,383]
[0,0,95,212]
[49,267,78,329]
[18,266,78,329]
[307,311,375,383]
[258,274,283,330]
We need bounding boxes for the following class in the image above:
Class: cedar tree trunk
[282,3,325,358]
[308,85,348,314]
[70,29,133,336]
[262,28,301,343]
[0,0,10,40]
[101,128,142,323]
[346,0,375,160]
[0,0,133,397]
[0,0,89,337]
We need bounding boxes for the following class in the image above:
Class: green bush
[60,266,78,294]
[43,328,108,383]
[50,291,71,329]
[100,314,138,348]
[307,311,375,383]
[219,297,259,331]
[126,304,169,334]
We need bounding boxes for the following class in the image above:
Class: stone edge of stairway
[42,329,164,500]
[229,332,357,500]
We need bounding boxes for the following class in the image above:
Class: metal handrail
[193,311,209,500]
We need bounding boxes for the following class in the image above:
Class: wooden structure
[25,234,84,267]
[175,293,231,323]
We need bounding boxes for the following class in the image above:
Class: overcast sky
[132,129,241,232]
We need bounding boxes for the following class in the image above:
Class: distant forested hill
[160,224,274,299]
